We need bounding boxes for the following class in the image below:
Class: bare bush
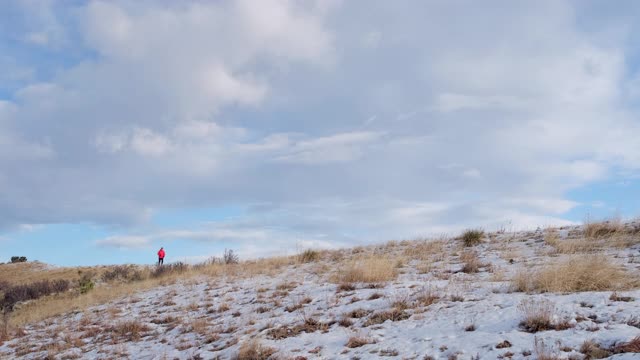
[151,262,189,278]
[101,265,144,283]
[223,249,239,265]
[1,279,70,312]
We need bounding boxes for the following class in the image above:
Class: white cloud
[274,131,383,164]
[130,128,172,157]
[1,0,639,255]
[96,235,150,249]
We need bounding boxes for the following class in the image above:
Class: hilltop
[1,220,639,359]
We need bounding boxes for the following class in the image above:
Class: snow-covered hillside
[1,222,639,359]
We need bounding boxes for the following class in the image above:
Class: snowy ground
[1,224,639,359]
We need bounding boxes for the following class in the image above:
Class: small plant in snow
[461,229,484,247]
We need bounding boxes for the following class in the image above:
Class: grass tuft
[461,229,484,247]
[235,339,276,360]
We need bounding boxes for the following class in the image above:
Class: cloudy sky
[1,0,639,266]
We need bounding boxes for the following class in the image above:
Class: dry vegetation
[512,254,638,293]
[517,299,572,333]
[460,229,484,247]
[235,339,276,360]
[331,255,398,283]
[1,218,639,358]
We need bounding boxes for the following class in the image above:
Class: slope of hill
[1,221,639,359]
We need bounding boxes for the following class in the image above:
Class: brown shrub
[1,279,70,312]
[101,265,145,282]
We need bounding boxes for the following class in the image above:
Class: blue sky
[1,0,640,266]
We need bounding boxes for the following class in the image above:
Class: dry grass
[235,339,276,360]
[584,218,624,239]
[518,299,572,333]
[544,219,638,254]
[298,249,321,263]
[3,254,306,332]
[547,238,600,254]
[332,256,398,283]
[511,255,637,293]
[266,318,333,340]
[460,250,483,273]
[403,238,447,261]
[613,336,640,353]
[579,336,640,357]
[6,273,181,329]
[346,336,375,348]
[580,339,610,359]
[534,337,560,360]
[109,320,151,341]
[0,262,110,286]
[543,228,560,247]
[363,309,410,326]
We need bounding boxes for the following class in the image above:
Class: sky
[1,0,640,266]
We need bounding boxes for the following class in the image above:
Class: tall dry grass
[403,238,447,261]
[544,220,639,254]
[4,253,309,332]
[332,256,398,283]
[512,255,638,293]
[584,218,624,239]
[0,262,108,286]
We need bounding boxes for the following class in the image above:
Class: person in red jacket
[157,247,165,265]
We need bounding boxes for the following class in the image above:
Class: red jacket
[158,249,165,259]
